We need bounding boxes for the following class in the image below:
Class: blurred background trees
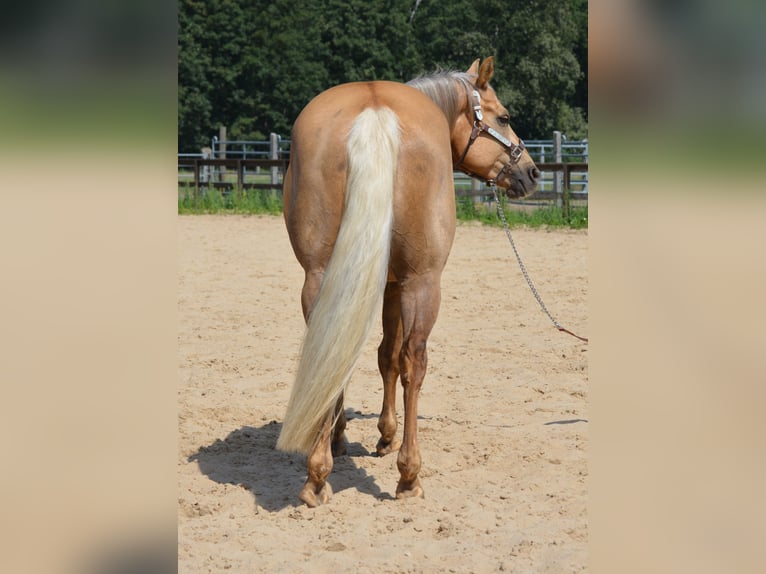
[178,0,587,151]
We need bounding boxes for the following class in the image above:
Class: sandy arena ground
[178,214,588,573]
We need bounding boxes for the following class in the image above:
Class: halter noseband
[455,89,526,186]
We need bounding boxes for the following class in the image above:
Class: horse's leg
[377,281,403,456]
[331,394,347,456]
[300,268,323,321]
[300,268,348,459]
[396,273,440,499]
[299,410,334,507]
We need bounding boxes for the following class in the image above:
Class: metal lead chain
[490,186,588,343]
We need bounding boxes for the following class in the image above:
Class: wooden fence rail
[178,158,588,203]
[178,158,289,195]
[454,162,589,200]
[523,161,587,197]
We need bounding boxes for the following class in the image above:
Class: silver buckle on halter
[472,90,483,122]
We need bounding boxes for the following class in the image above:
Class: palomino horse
[277,57,540,506]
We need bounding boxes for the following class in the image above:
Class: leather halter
[454,89,526,186]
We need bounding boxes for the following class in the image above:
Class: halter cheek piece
[455,90,526,186]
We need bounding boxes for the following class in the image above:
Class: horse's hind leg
[377,281,403,456]
[299,410,334,507]
[331,395,347,456]
[396,273,441,499]
[300,269,347,457]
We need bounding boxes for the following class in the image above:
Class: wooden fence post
[193,159,200,199]
[471,174,481,208]
[270,133,280,186]
[236,159,244,196]
[563,164,571,223]
[218,125,227,183]
[553,130,562,208]
[200,147,212,185]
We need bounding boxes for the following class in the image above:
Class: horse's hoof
[376,437,401,457]
[395,480,424,500]
[299,482,332,507]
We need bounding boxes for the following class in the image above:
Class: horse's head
[454,57,540,198]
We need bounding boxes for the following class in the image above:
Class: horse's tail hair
[277,107,400,454]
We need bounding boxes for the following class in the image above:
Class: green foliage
[179,188,587,229]
[178,187,283,215]
[178,0,588,151]
[318,0,421,81]
[498,0,588,139]
[456,196,588,229]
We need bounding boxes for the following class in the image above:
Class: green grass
[456,196,588,229]
[178,186,588,229]
[178,187,283,215]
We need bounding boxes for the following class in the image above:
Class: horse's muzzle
[503,165,540,199]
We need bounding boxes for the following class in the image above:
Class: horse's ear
[477,56,494,89]
[467,59,480,76]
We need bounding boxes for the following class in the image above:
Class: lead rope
[490,185,588,344]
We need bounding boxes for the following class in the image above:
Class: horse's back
[284,81,456,277]
[286,80,451,189]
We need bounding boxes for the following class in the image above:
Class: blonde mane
[406,71,475,125]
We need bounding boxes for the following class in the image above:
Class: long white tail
[277,107,400,454]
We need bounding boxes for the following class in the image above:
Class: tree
[408,0,493,72]
[397,0,587,138]
[178,1,213,151]
[318,0,422,83]
[238,0,331,138]
[571,0,588,124]
[177,0,588,151]
[496,0,588,139]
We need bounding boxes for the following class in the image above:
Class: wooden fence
[178,157,588,204]
[178,158,288,195]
